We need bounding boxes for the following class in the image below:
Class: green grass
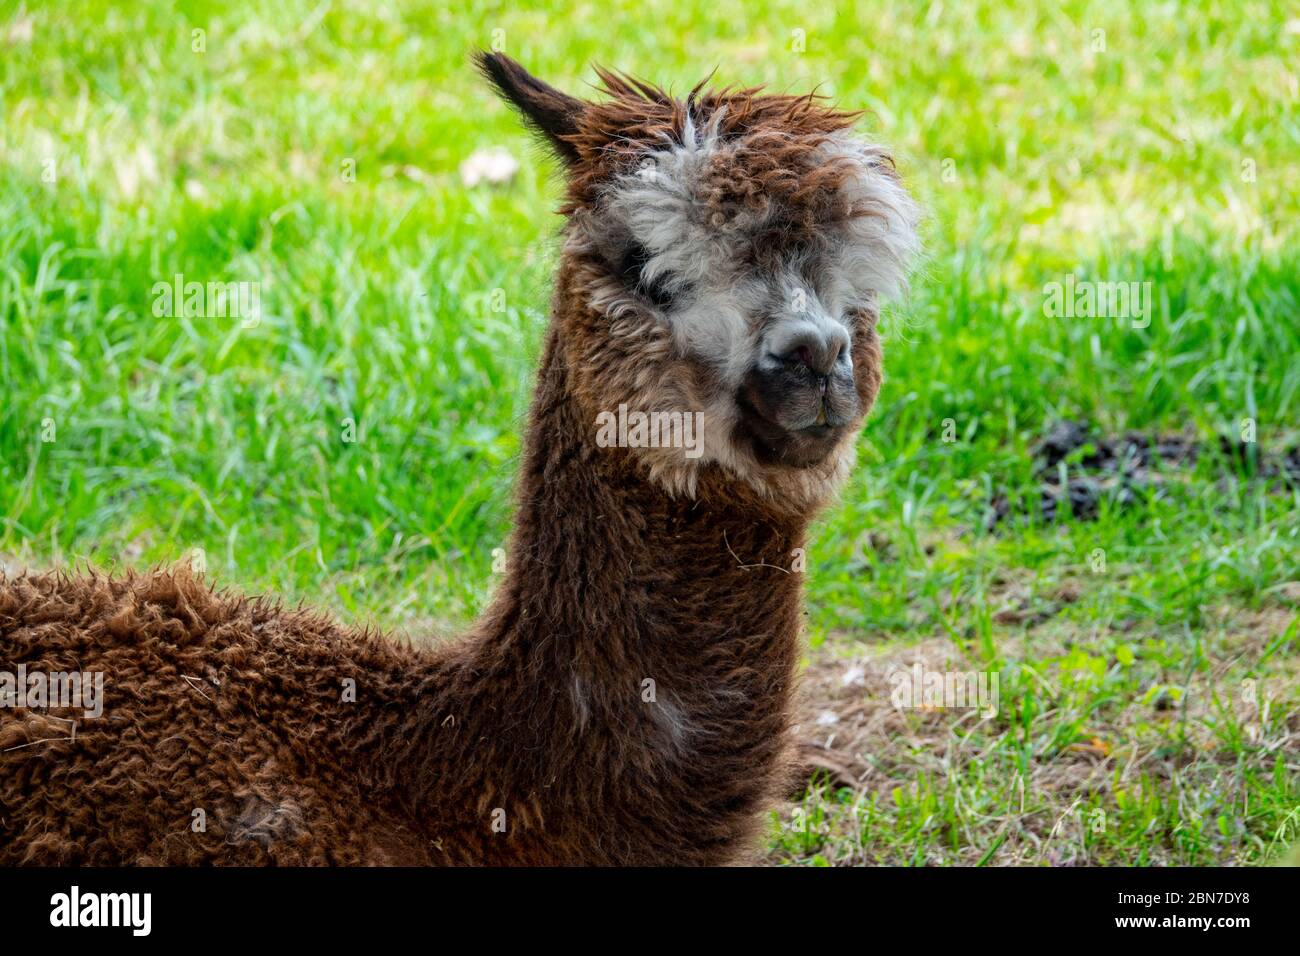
[1,0,1297,865]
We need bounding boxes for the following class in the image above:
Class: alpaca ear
[475,52,585,166]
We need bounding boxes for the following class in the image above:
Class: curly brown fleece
[0,56,893,866]
[0,345,819,864]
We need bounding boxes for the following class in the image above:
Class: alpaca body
[1,331,806,865]
[1,569,441,865]
[1,54,916,866]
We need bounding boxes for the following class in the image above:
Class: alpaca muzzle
[736,357,862,467]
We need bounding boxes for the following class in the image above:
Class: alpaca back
[0,569,433,864]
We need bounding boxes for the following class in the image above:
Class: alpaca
[0,54,918,866]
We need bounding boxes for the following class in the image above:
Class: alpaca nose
[779,329,847,377]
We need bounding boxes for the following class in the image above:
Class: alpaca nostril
[780,334,844,377]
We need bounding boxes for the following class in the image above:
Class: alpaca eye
[619,240,675,309]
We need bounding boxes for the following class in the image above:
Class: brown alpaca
[0,54,917,865]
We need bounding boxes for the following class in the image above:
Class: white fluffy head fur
[482,55,921,510]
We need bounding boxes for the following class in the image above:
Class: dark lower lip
[735,371,858,468]
[794,423,836,440]
[738,409,845,467]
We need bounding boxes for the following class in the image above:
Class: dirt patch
[988,420,1300,527]
[783,606,1300,864]
[792,605,1300,793]
[791,636,1005,793]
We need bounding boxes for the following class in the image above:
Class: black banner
[0,865,1283,941]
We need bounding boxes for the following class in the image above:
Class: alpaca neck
[500,324,808,692]
[414,326,810,862]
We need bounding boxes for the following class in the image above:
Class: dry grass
[777,601,1300,865]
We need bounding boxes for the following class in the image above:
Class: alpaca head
[479,54,919,511]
